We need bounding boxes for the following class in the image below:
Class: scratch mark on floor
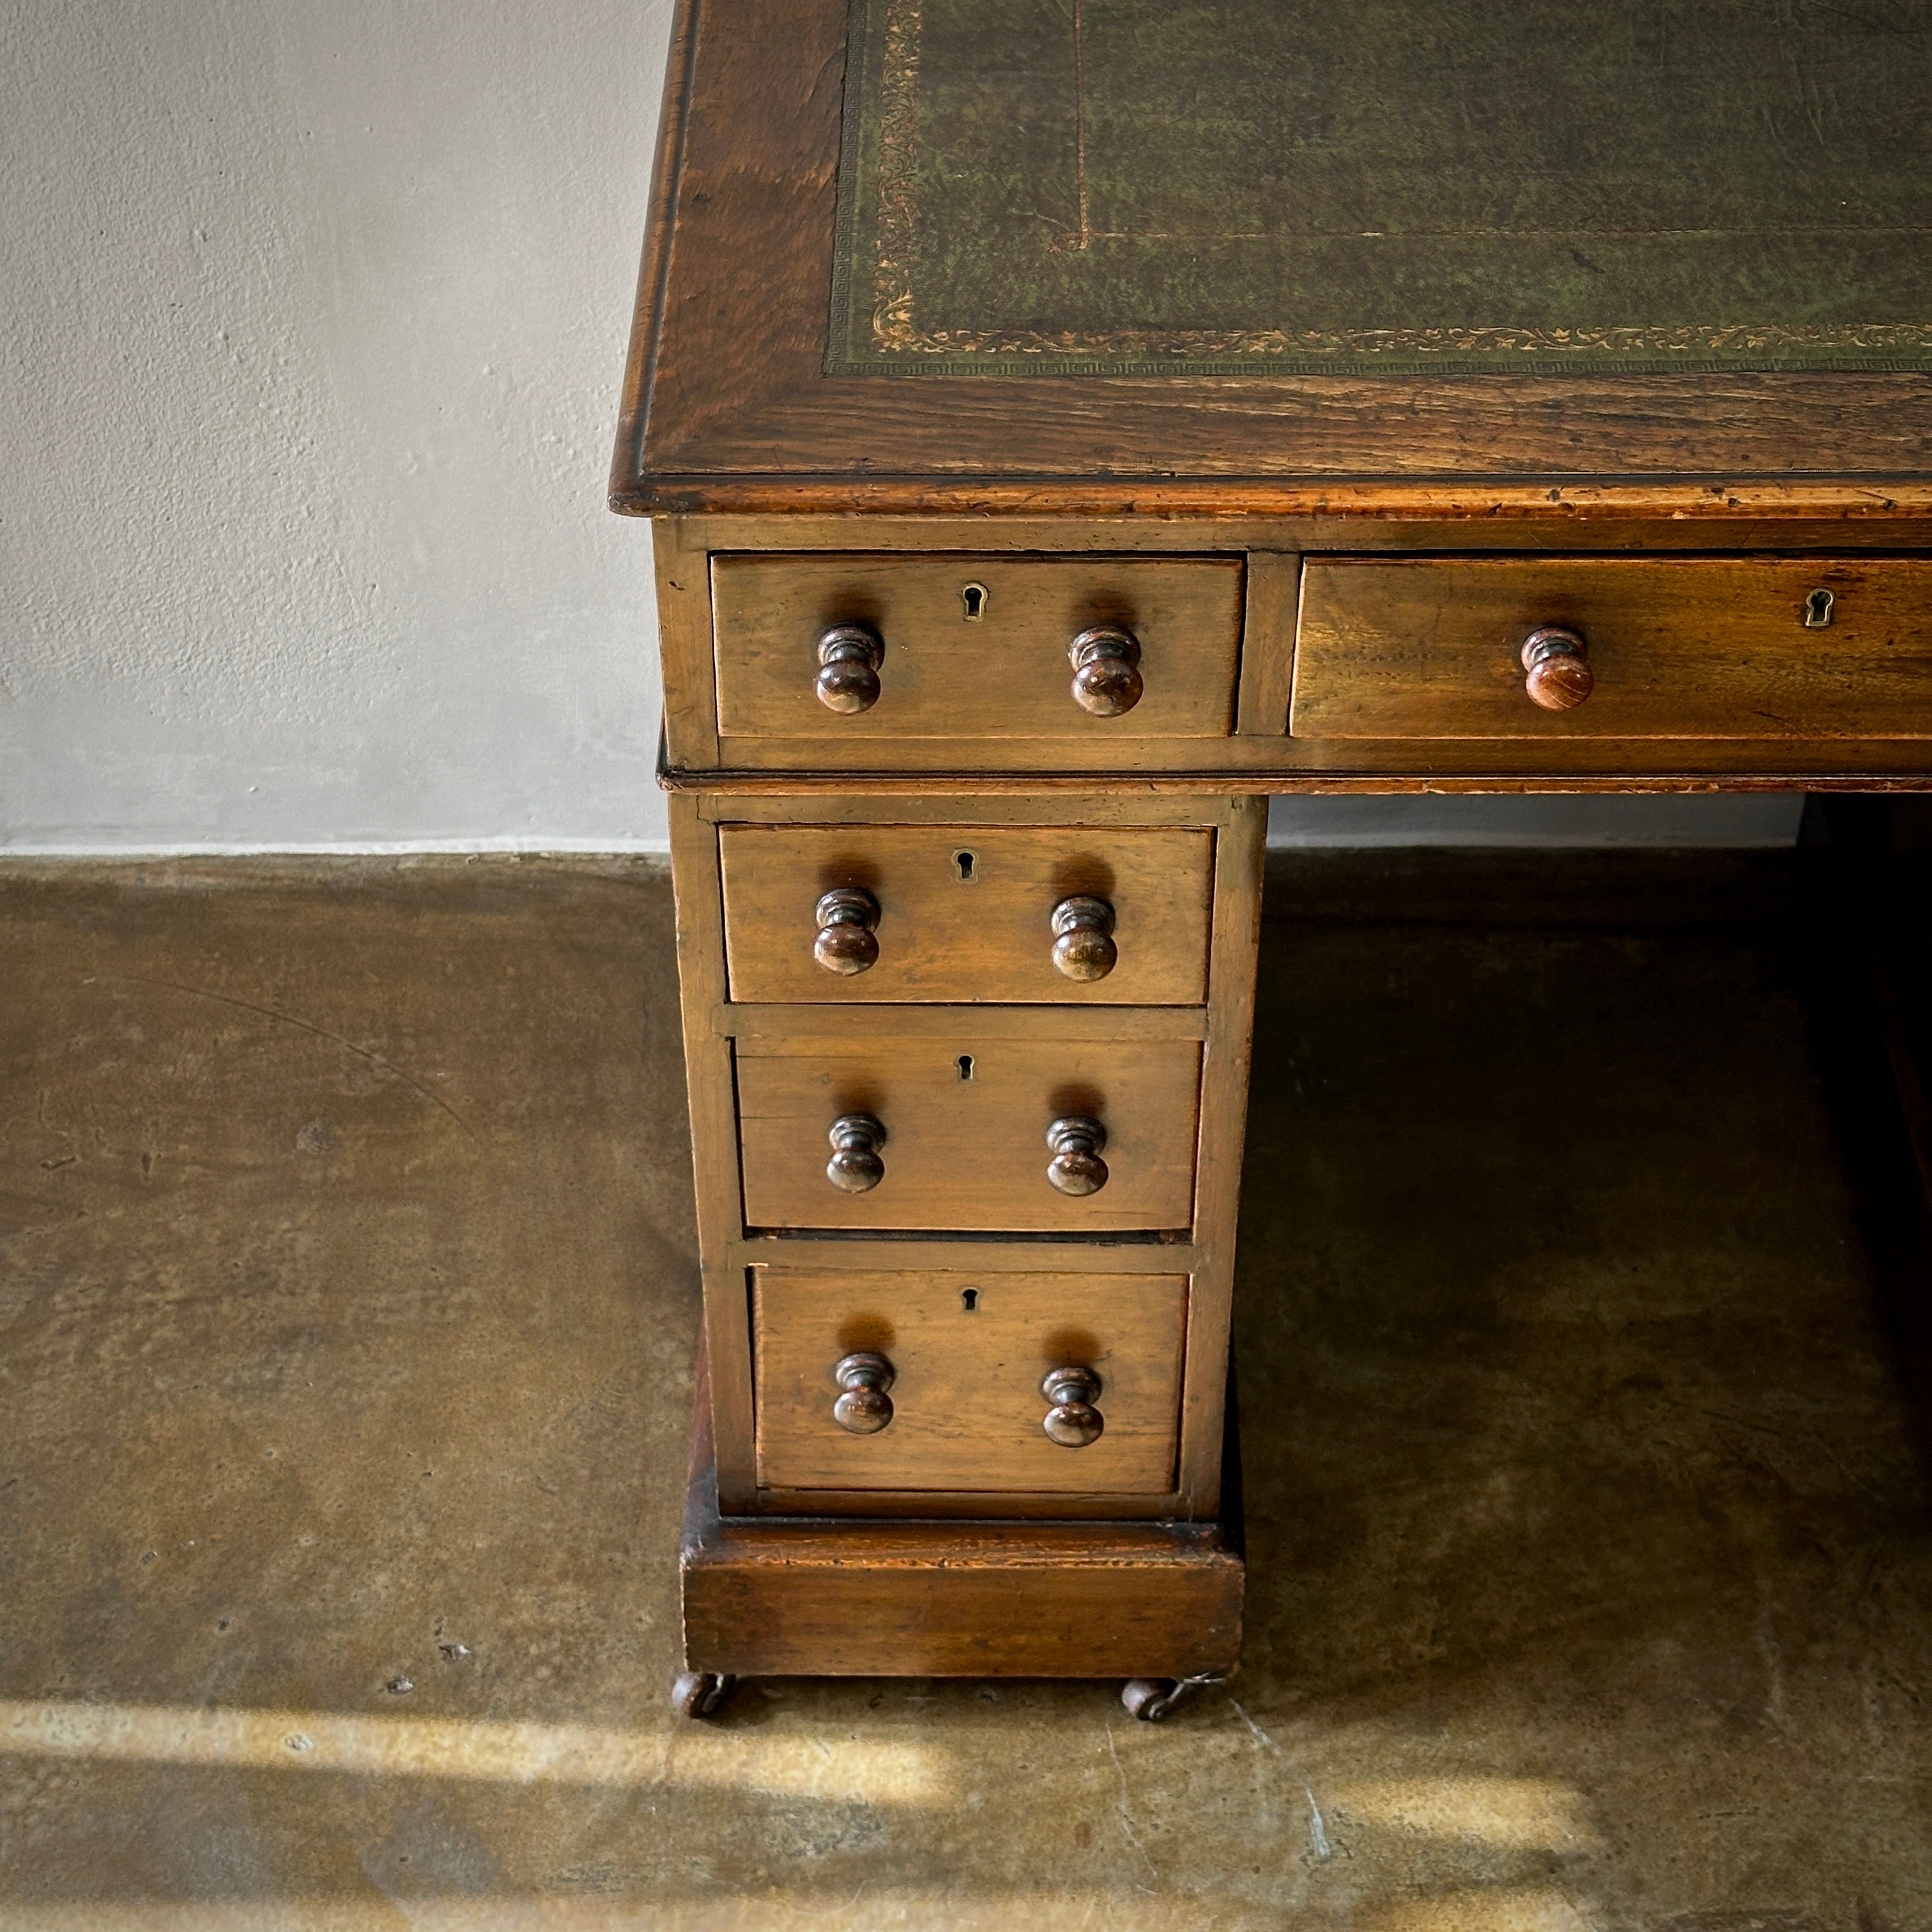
[1103,1718,1158,1892]
[1305,1783,1332,1860]
[116,977,475,1138]
[1232,1699,1332,1861]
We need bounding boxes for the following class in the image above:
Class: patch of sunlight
[1330,1775,1600,1851]
[1352,1889,1595,1932]
[0,1894,1300,1931]
[0,1699,944,1804]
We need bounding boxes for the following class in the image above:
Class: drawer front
[713,554,1243,744]
[719,824,1215,1006]
[735,1035,1202,1232]
[1292,557,1932,740]
[753,1266,1188,1496]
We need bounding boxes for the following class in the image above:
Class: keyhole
[956,1054,974,1081]
[961,583,988,622]
[960,1288,979,1312]
[954,850,976,882]
[1803,587,1835,629]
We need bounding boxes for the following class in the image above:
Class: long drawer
[719,823,1215,1005]
[1292,556,1932,740]
[734,1031,1202,1232]
[753,1265,1188,1497]
[712,553,1243,745]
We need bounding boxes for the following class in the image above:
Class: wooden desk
[610,0,1932,1720]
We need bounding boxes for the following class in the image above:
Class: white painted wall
[2,0,674,852]
[0,4,1800,853]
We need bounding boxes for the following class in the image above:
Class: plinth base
[677,1359,1245,1683]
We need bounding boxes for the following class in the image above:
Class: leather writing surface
[828,0,1932,376]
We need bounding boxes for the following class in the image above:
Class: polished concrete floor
[0,853,1926,1929]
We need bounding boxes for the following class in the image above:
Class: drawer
[752,1265,1188,1496]
[734,1033,1201,1232]
[712,554,1243,744]
[719,824,1214,1005]
[1292,557,1932,740]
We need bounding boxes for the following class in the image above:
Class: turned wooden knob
[1041,1365,1105,1446]
[826,1112,886,1193]
[1046,1116,1108,1195]
[813,887,880,974]
[1050,895,1117,981]
[833,1351,895,1434]
[1521,625,1593,712]
[1068,626,1143,717]
[816,622,884,714]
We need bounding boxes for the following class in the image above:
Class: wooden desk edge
[661,765,1932,797]
[615,477,1932,521]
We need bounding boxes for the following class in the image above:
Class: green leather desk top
[828,0,1932,377]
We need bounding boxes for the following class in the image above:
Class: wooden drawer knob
[1068,626,1144,717]
[1041,1365,1105,1447]
[826,1112,886,1192]
[814,887,880,974]
[1050,894,1117,981]
[816,622,884,714]
[1521,625,1593,712]
[1046,1116,1108,1195]
[833,1351,895,1434]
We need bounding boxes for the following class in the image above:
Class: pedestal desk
[610,0,1932,1719]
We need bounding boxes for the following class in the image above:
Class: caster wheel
[671,1670,736,1719]
[1121,1678,1184,1721]
[1121,1673,1221,1721]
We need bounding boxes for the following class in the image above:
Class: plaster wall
[3,0,674,852]
[0,3,1800,853]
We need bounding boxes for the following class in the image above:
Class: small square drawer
[734,1031,1202,1232]
[753,1265,1188,1497]
[712,553,1243,746]
[719,824,1214,1005]
[1292,556,1932,740]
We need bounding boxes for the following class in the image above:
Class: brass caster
[671,1670,736,1719]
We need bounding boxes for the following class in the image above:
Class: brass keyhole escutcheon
[961,581,988,622]
[1804,588,1835,629]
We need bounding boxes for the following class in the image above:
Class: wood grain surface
[668,794,761,1508]
[669,519,1932,783]
[682,1513,1245,1678]
[734,1031,1202,1232]
[1294,556,1932,740]
[712,552,1244,742]
[719,822,1213,1004]
[680,1331,1243,1673]
[677,797,1255,1526]
[752,1266,1187,1498]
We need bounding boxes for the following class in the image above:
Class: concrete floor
[0,853,1926,1929]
